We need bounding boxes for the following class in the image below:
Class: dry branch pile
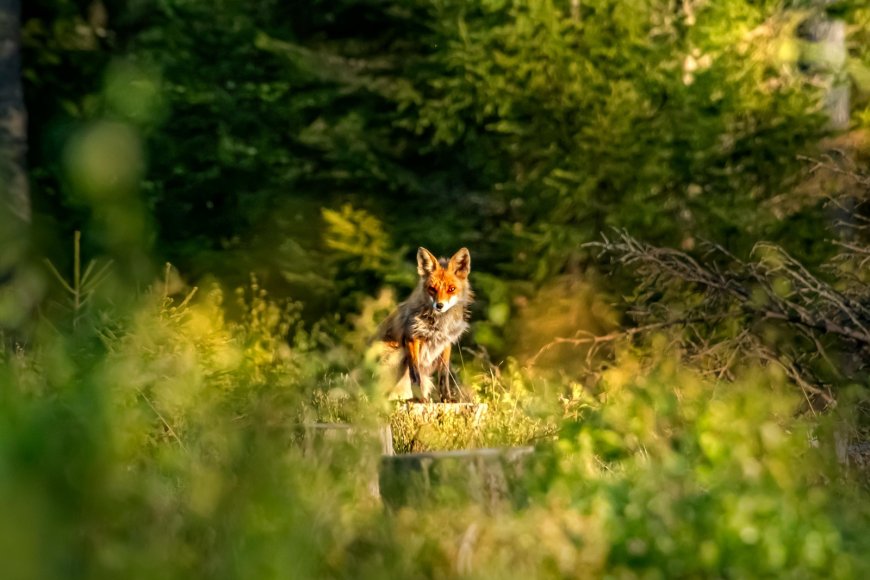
[573,158,869,414]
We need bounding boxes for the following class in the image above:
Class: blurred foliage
[843,3,870,120]
[410,0,828,273]
[551,359,868,578]
[21,0,870,324]
[1,292,869,577]
[5,0,870,577]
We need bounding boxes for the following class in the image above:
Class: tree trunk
[0,0,30,227]
[803,1,849,130]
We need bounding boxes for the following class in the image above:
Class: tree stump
[300,422,394,499]
[300,422,394,456]
[379,446,535,511]
[300,422,354,456]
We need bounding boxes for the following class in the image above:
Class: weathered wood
[0,0,30,224]
[299,422,392,499]
[0,0,31,332]
[300,422,394,455]
[379,423,394,456]
[379,446,535,511]
[799,1,849,129]
[848,441,870,476]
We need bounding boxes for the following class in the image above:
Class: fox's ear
[417,247,439,276]
[448,247,471,279]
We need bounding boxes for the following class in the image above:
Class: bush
[1,282,868,578]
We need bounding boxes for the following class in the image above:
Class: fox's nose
[435,302,444,311]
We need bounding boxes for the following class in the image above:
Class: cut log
[301,422,353,453]
[379,446,535,511]
[0,0,30,224]
[300,422,394,456]
[300,422,393,499]
[798,1,848,129]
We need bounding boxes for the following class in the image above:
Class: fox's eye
[447,285,456,293]
[428,286,437,295]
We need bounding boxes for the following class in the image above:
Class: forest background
[1,0,870,578]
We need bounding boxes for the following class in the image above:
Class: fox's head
[417,247,471,314]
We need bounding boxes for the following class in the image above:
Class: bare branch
[583,225,869,409]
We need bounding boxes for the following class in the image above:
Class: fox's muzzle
[431,296,457,313]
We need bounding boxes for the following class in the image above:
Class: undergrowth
[0,271,868,579]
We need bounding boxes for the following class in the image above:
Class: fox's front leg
[437,344,454,402]
[405,337,427,401]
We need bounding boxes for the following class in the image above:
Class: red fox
[378,247,473,402]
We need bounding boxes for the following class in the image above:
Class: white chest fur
[410,309,469,370]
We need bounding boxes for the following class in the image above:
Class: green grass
[0,278,868,579]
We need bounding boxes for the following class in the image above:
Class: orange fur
[377,247,473,401]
